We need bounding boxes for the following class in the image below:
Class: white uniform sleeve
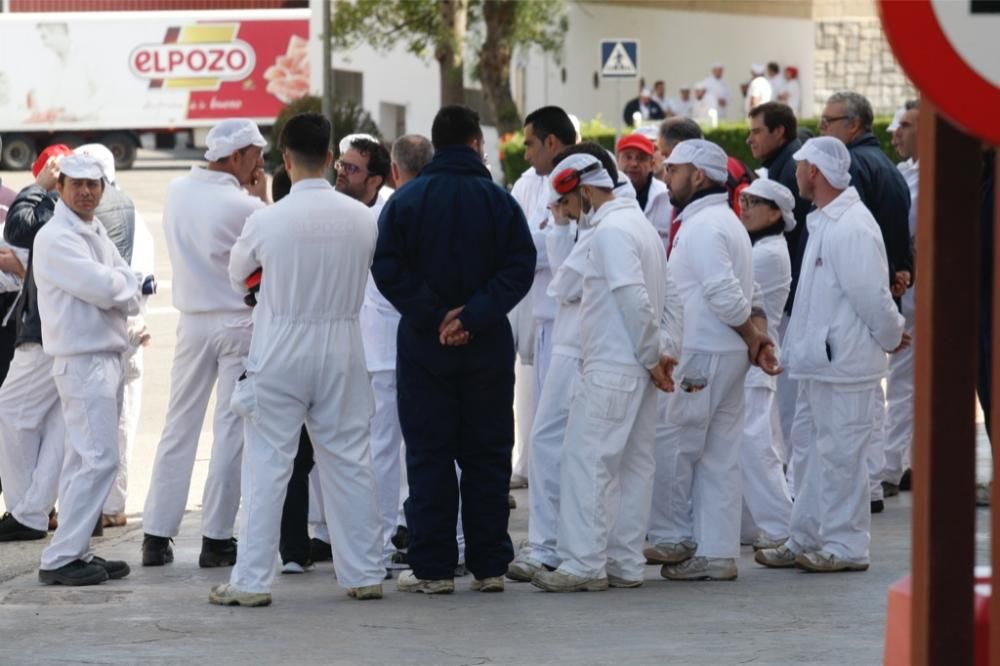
[545,223,576,273]
[659,262,683,360]
[35,230,138,311]
[830,223,905,351]
[687,224,751,327]
[228,214,261,296]
[547,232,588,306]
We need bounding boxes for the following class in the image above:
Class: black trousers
[279,427,314,565]
[397,353,515,581]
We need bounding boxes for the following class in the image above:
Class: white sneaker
[643,541,697,564]
[347,584,383,600]
[509,474,529,489]
[531,569,608,592]
[396,570,455,594]
[281,561,315,574]
[208,583,272,607]
[506,553,547,582]
[751,535,788,551]
[977,482,992,507]
[661,557,738,581]
[470,576,505,592]
[607,574,643,588]
[754,545,798,568]
[795,550,869,573]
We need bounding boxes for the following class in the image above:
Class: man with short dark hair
[372,105,535,594]
[211,112,385,607]
[335,137,390,206]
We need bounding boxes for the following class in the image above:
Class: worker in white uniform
[34,153,142,585]
[649,139,781,582]
[210,112,385,607]
[704,64,731,120]
[881,100,919,495]
[735,179,795,550]
[508,106,577,489]
[756,137,907,573]
[745,64,773,114]
[531,153,676,592]
[74,143,156,529]
[142,119,268,568]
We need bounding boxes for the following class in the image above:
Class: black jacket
[623,97,665,125]
[5,184,135,347]
[760,137,809,313]
[372,145,535,372]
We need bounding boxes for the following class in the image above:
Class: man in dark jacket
[747,102,808,312]
[818,91,913,297]
[372,105,535,594]
[0,149,135,542]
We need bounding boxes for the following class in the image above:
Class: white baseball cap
[75,143,116,185]
[58,153,105,181]
[887,107,906,133]
[664,139,728,183]
[744,178,797,231]
[793,137,852,189]
[204,119,268,161]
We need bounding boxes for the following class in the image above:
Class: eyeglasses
[739,194,773,208]
[334,160,369,176]
[819,115,850,128]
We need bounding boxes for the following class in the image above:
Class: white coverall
[648,192,753,560]
[703,76,731,120]
[783,187,905,564]
[227,178,384,593]
[104,214,154,516]
[0,244,62,534]
[881,160,918,485]
[33,200,140,570]
[643,176,674,255]
[740,234,792,542]
[143,167,263,541]
[556,196,670,582]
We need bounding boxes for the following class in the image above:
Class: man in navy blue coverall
[372,105,535,593]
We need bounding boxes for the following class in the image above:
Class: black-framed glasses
[819,115,850,128]
[739,194,774,209]
[334,160,369,176]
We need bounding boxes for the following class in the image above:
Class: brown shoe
[101,513,127,528]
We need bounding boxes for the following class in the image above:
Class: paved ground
[0,152,993,665]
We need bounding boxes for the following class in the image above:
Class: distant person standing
[745,64,773,114]
[704,64,731,120]
[778,67,802,116]
[623,88,666,126]
[372,106,535,594]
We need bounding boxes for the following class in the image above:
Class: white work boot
[469,576,505,592]
[347,584,383,600]
[396,570,455,594]
[754,544,798,568]
[795,550,869,573]
[531,569,608,592]
[751,535,788,552]
[643,540,697,565]
[506,553,548,582]
[661,557,738,581]
[208,583,272,607]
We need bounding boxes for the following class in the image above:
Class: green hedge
[499,116,899,186]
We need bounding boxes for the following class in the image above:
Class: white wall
[520,2,816,126]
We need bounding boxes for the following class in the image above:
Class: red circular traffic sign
[879,0,1000,144]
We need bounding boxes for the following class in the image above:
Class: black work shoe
[0,513,47,542]
[92,515,104,538]
[391,525,409,551]
[881,481,900,498]
[310,537,333,563]
[39,559,109,586]
[871,499,885,514]
[899,468,912,491]
[142,534,174,566]
[199,536,238,568]
[90,556,131,580]
[508,494,517,509]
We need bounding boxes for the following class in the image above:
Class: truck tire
[0,134,37,171]
[101,132,138,171]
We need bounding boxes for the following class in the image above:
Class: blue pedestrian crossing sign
[601,40,639,78]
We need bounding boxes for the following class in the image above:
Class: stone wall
[813,18,916,117]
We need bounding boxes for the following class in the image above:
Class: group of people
[0,88,923,604]
[624,61,803,128]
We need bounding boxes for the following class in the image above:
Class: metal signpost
[599,39,638,138]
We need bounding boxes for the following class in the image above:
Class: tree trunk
[435,0,467,107]
[480,0,521,135]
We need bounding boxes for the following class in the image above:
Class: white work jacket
[33,200,139,357]
[360,193,401,372]
[784,187,905,384]
[745,234,790,390]
[644,176,673,254]
[511,167,557,322]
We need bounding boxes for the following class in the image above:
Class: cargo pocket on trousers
[666,354,715,429]
[585,371,639,423]
[230,371,258,422]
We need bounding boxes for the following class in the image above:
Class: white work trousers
[370,369,403,565]
[775,313,797,451]
[229,347,384,593]
[868,382,887,503]
[787,380,874,563]
[649,352,749,559]
[740,386,792,541]
[526,352,581,568]
[511,358,536,479]
[0,345,65,532]
[40,353,123,570]
[557,365,658,581]
[882,293,914,484]
[104,345,143,515]
[143,312,250,540]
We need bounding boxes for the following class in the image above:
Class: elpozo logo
[129,23,256,90]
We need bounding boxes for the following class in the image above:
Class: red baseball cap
[31,144,73,178]
[616,133,655,156]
